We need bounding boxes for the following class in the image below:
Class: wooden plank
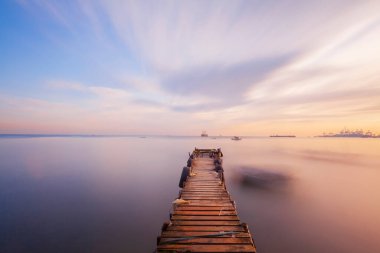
[159,237,252,244]
[181,197,231,200]
[183,189,226,191]
[173,210,237,216]
[160,231,251,238]
[185,181,221,183]
[187,178,219,180]
[182,191,227,193]
[183,186,225,188]
[185,182,222,185]
[180,197,230,199]
[186,183,221,185]
[166,226,245,232]
[171,220,241,226]
[181,192,227,195]
[180,199,232,202]
[183,187,225,189]
[180,201,233,204]
[157,244,256,252]
[180,193,229,196]
[191,173,217,175]
[184,185,224,187]
[179,202,234,206]
[181,196,230,199]
[181,191,228,194]
[181,193,230,199]
[187,179,220,181]
[188,181,220,183]
[183,188,225,191]
[180,195,230,199]
[181,191,228,193]
[175,206,235,211]
[171,215,240,221]
[188,173,216,175]
[184,187,225,190]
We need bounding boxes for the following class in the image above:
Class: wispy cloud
[2,0,380,135]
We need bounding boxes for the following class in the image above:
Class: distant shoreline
[0,134,379,139]
[316,135,380,139]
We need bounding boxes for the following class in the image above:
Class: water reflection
[0,137,379,253]
[233,166,291,190]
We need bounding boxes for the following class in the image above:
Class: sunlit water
[0,136,379,253]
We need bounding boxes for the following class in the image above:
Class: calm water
[0,136,379,253]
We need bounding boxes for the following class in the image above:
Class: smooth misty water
[0,136,379,253]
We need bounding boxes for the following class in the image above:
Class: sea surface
[0,136,379,253]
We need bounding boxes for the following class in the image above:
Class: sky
[1,0,380,136]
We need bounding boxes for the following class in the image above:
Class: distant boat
[270,135,296,138]
[231,136,242,141]
[201,131,208,137]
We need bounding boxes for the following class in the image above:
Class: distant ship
[270,135,296,138]
[231,136,242,141]
[201,131,208,137]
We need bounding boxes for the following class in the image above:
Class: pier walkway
[156,148,256,252]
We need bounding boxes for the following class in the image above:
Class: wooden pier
[156,148,257,252]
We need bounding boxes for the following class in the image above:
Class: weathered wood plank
[175,206,235,211]
[186,178,219,180]
[180,194,229,197]
[182,188,226,190]
[180,192,228,195]
[181,197,231,201]
[171,215,240,221]
[178,202,234,206]
[181,196,231,200]
[159,237,252,244]
[171,220,242,226]
[173,210,237,216]
[175,202,231,205]
[181,191,229,194]
[157,244,256,252]
[180,195,230,198]
[183,187,226,190]
[166,226,245,232]
[160,231,251,238]
[181,194,230,197]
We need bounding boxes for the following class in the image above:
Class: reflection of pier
[156,148,256,252]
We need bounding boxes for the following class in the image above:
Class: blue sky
[1,0,380,135]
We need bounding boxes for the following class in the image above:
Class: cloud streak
[1,0,380,135]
